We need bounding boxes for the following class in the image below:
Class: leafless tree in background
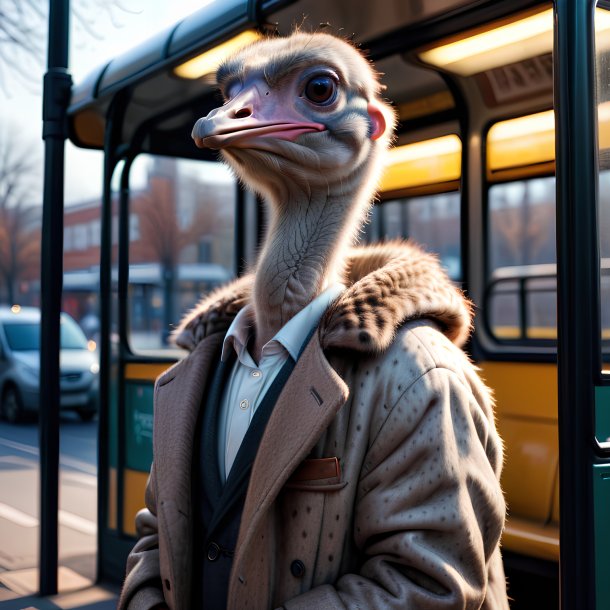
[0,0,133,92]
[0,122,41,304]
[138,174,221,342]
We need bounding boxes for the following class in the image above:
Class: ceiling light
[487,110,555,174]
[380,135,461,192]
[419,6,610,77]
[174,30,262,80]
[419,8,553,76]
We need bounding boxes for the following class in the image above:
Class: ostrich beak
[192,83,325,149]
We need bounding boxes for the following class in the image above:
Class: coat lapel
[229,331,349,608]
[153,331,224,609]
[207,355,296,537]
[200,353,235,505]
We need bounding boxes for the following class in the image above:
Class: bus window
[365,134,462,280]
[365,192,461,280]
[126,155,237,352]
[599,173,610,345]
[487,176,556,342]
[597,4,610,350]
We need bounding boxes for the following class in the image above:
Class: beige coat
[119,242,509,610]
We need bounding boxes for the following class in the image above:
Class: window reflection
[597,4,610,349]
[364,192,461,280]
[126,156,236,352]
[487,176,557,342]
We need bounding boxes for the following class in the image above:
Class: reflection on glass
[488,177,557,342]
[126,156,237,352]
[489,286,520,340]
[364,192,461,280]
[597,4,610,351]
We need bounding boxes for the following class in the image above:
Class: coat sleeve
[118,463,168,610]
[281,365,507,610]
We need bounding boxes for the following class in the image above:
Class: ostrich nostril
[234,107,252,119]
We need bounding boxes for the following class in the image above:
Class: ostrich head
[192,32,395,205]
[192,32,396,351]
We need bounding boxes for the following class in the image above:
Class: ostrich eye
[304,75,337,104]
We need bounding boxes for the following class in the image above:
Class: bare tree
[0,122,41,304]
[0,0,132,93]
[137,173,220,342]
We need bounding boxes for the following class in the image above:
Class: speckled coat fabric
[119,242,509,610]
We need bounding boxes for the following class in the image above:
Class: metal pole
[235,184,246,276]
[554,1,599,608]
[40,0,71,596]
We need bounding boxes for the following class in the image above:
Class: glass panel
[489,281,521,340]
[127,156,237,352]
[526,277,557,339]
[364,192,461,280]
[596,4,610,354]
[487,176,556,342]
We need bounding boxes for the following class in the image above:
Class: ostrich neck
[251,176,365,360]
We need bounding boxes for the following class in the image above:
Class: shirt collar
[221,283,345,363]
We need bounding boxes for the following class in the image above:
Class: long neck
[251,169,371,359]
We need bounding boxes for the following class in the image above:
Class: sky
[2,0,220,206]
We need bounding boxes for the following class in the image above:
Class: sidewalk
[0,569,118,610]
[0,585,118,609]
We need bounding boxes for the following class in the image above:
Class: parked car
[0,306,99,422]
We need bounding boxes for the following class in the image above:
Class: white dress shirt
[217,284,344,480]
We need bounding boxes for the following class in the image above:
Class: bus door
[555,2,610,608]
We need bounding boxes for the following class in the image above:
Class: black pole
[235,184,246,276]
[554,1,599,608]
[40,0,71,596]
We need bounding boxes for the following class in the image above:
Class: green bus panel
[124,381,155,472]
[594,462,610,610]
[595,386,610,446]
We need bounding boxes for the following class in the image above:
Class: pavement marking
[0,437,96,475]
[59,510,97,535]
[0,502,97,535]
[0,438,38,457]
[0,455,35,467]
[62,470,97,488]
[0,502,38,527]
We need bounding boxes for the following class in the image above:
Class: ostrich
[191,32,393,360]
[120,31,508,610]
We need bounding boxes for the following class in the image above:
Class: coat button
[207,542,221,561]
[290,559,306,578]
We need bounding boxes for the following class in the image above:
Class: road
[0,414,97,590]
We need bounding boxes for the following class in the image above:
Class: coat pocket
[284,457,347,491]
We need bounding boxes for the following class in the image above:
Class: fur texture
[173,240,473,352]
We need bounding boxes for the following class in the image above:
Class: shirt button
[251,370,262,378]
[239,399,249,410]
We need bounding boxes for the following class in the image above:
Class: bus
[34,0,610,608]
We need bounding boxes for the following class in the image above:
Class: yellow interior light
[380,135,461,193]
[10,304,21,314]
[488,101,610,178]
[487,110,555,175]
[597,9,610,52]
[418,8,553,76]
[397,91,455,122]
[599,101,610,149]
[419,6,610,77]
[174,30,262,79]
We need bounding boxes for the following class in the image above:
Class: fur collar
[173,241,472,353]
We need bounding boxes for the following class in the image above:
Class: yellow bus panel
[479,361,557,420]
[123,469,149,536]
